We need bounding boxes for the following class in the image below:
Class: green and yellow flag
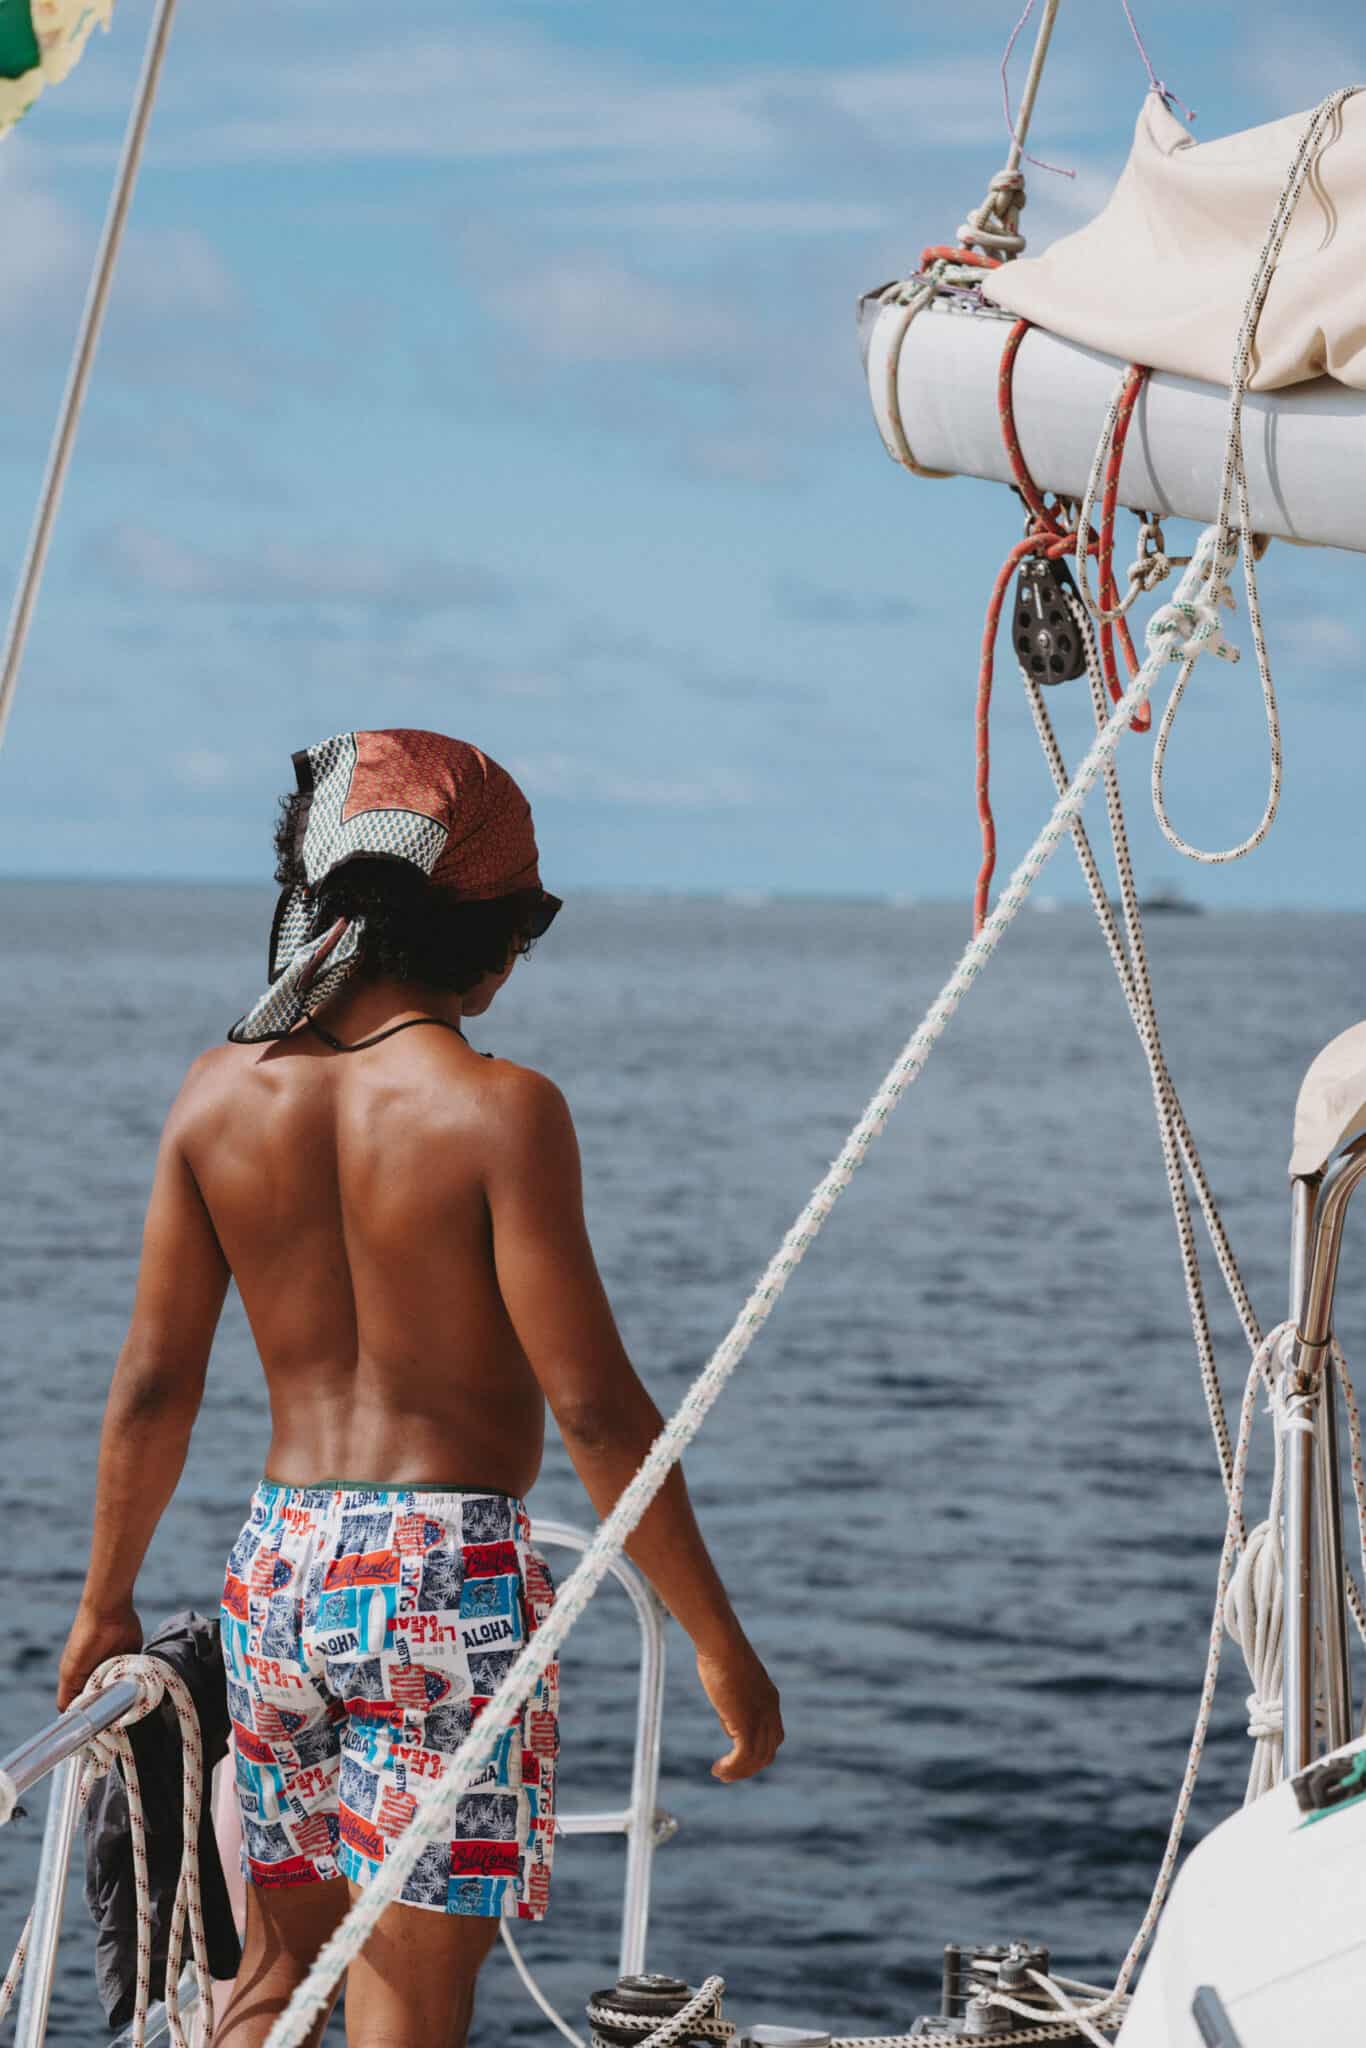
[0,0,115,137]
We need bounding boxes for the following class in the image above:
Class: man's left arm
[57,1088,229,1709]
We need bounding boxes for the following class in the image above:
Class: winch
[908,1940,1095,2040]
[588,1973,736,2048]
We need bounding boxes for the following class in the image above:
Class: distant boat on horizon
[1138,885,1203,916]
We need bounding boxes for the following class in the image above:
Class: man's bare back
[181,1021,549,1495]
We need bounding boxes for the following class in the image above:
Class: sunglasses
[523,890,563,943]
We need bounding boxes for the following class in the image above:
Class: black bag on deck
[82,1609,242,2027]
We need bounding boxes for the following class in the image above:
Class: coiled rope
[0,1655,213,2048]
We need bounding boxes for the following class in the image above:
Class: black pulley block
[1013,556,1085,683]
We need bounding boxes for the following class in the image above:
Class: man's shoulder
[164,1041,257,1133]
[472,1055,569,1126]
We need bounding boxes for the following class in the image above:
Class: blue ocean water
[2,882,1365,2042]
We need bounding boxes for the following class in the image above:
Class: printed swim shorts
[220,1481,558,1917]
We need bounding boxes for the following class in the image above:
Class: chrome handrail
[1284,1139,1366,1773]
[533,1517,673,1976]
[2,1517,672,2045]
[1,1680,144,1805]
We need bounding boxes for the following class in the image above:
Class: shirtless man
[57,730,782,2048]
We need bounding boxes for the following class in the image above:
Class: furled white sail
[983,93,1366,392]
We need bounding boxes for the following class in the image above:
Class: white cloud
[173,748,234,789]
[87,525,511,611]
[1236,27,1362,120]
[519,750,756,808]
[0,157,88,324]
[476,250,744,369]
[98,20,1103,174]
[554,199,896,236]
[0,148,238,341]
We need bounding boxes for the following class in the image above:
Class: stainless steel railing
[1,1519,674,2046]
[1284,1140,1366,1774]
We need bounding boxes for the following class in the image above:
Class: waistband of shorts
[256,1476,527,1507]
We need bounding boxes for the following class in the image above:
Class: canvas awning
[983,93,1366,394]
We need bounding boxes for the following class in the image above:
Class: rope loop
[71,1653,168,1776]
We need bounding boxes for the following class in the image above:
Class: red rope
[919,244,1002,271]
[972,322,1151,933]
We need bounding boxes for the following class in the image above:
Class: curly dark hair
[273,791,546,995]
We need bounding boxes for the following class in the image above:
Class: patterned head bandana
[229,729,559,1044]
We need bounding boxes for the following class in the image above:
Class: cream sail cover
[1291,1020,1366,1178]
[983,93,1366,392]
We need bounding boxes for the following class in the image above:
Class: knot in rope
[1270,1368,1317,1440]
[1242,1690,1282,1742]
[72,1654,168,1777]
[1126,525,1172,596]
[1222,1518,1285,1760]
[1145,577,1240,667]
[958,166,1027,258]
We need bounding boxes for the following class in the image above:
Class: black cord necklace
[307,1015,467,1054]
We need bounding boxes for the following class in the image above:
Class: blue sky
[0,0,1362,904]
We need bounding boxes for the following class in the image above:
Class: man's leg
[342,1894,502,2048]
[214,1876,350,2048]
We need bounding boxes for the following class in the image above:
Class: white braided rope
[262,535,1235,2047]
[1029,586,1366,1809]
[0,1910,31,2027]
[874,270,960,479]
[1150,87,1362,865]
[1334,1341,1366,1605]
[991,1322,1290,2040]
[828,2032,1117,2048]
[993,1969,1115,2048]
[1025,609,1247,1506]
[0,1656,214,2048]
[1223,1397,1288,1803]
[958,166,1028,259]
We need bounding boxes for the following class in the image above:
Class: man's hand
[696,1640,783,1782]
[57,1600,142,1712]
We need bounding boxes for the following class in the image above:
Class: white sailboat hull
[1117,1737,1366,2045]
[862,297,1366,555]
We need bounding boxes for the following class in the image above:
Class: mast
[0,0,181,756]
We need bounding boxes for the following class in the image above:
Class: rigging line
[0,0,182,759]
[1117,0,1195,125]
[959,0,1063,258]
[1023,637,1241,1511]
[1000,0,1073,179]
[1152,87,1363,867]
